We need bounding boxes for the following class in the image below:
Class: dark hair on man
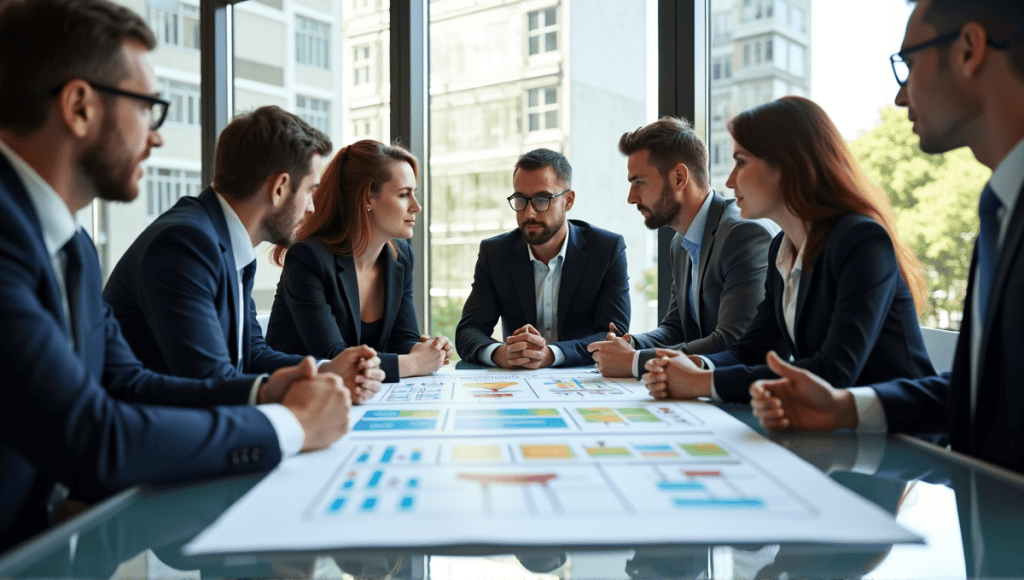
[618,116,709,190]
[916,0,1024,80]
[212,106,332,201]
[514,148,572,188]
[0,0,156,133]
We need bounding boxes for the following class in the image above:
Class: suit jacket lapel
[557,222,586,333]
[976,182,1024,408]
[694,193,727,332]
[791,254,813,356]
[335,253,362,344]
[510,237,538,327]
[0,156,66,329]
[198,188,241,365]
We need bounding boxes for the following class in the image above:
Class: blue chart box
[354,419,437,431]
[455,417,568,430]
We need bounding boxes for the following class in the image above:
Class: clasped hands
[403,334,454,376]
[641,348,713,399]
[588,322,635,377]
[492,324,556,369]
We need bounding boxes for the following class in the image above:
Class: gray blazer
[632,191,775,376]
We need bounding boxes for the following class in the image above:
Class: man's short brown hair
[212,106,333,201]
[618,117,709,190]
[0,0,156,133]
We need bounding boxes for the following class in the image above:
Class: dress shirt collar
[988,138,1024,214]
[0,138,78,256]
[214,190,257,270]
[526,225,569,266]
[682,190,714,251]
[775,235,807,278]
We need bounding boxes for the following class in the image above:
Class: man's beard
[262,186,303,246]
[520,214,562,246]
[638,181,682,230]
[80,114,140,203]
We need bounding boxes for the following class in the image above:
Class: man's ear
[672,162,690,192]
[56,80,99,139]
[268,172,290,207]
[564,189,575,211]
[957,22,990,79]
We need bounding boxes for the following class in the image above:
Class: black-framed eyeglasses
[507,189,569,212]
[50,80,170,130]
[890,30,1011,86]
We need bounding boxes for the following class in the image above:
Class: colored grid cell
[585,446,632,457]
[458,408,559,417]
[521,444,575,459]
[354,418,437,431]
[618,407,662,423]
[452,444,503,461]
[361,497,378,512]
[327,497,345,514]
[633,444,679,458]
[680,443,729,457]
[399,496,415,511]
[367,471,384,489]
[577,408,624,423]
[456,417,568,429]
[381,447,396,463]
[656,481,704,491]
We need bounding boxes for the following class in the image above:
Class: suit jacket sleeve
[0,237,281,502]
[679,220,772,354]
[551,233,631,366]
[631,240,686,352]
[455,241,503,364]
[709,220,905,401]
[871,372,951,434]
[130,224,298,379]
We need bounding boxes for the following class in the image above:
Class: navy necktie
[239,260,257,370]
[681,238,701,331]
[62,233,85,357]
[976,185,1002,323]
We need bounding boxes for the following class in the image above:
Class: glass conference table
[2,398,1024,580]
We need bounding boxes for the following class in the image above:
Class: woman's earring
[367,206,372,212]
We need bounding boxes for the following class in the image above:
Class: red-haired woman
[643,96,935,402]
[266,140,451,383]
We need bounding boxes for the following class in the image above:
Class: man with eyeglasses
[455,148,630,368]
[0,0,351,553]
[588,117,776,380]
[750,0,1024,475]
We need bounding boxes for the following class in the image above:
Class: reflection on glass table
[2,408,1024,580]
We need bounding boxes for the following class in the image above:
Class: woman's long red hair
[728,96,928,312]
[272,139,419,265]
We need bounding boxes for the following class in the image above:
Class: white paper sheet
[184,371,921,556]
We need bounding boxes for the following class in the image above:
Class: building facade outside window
[526,86,558,132]
[160,78,201,127]
[296,15,331,69]
[527,7,558,56]
[296,95,331,134]
[150,0,200,50]
[353,44,371,86]
[146,167,202,219]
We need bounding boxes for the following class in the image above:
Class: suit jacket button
[251,447,262,461]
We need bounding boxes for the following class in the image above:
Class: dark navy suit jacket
[0,155,280,553]
[455,219,630,366]
[104,187,303,379]
[871,180,1024,473]
[705,213,935,401]
[265,238,421,382]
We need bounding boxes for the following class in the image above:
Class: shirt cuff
[850,386,889,433]
[316,359,330,369]
[549,345,565,367]
[851,434,887,474]
[248,374,269,406]
[479,343,501,367]
[697,357,723,402]
[632,351,641,377]
[256,403,305,458]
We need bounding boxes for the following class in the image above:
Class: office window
[150,0,200,50]
[527,7,558,56]
[146,167,201,218]
[526,87,558,132]
[296,95,331,134]
[352,118,374,139]
[159,78,201,127]
[711,56,732,81]
[353,44,371,86]
[296,15,330,70]
[740,0,774,22]
[429,0,659,347]
[711,11,731,44]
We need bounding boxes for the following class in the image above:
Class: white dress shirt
[481,231,569,367]
[213,192,305,456]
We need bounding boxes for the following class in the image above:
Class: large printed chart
[185,370,920,555]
